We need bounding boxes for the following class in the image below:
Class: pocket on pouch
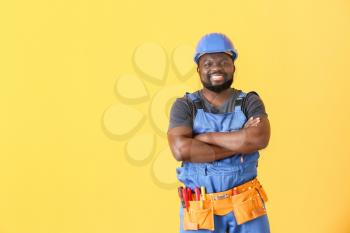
[213,197,233,216]
[183,200,215,231]
[232,188,267,225]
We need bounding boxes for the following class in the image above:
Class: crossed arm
[167,116,270,163]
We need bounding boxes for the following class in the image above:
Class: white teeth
[211,74,224,81]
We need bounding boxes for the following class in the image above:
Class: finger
[253,118,261,125]
[252,118,260,124]
[246,117,253,123]
[245,118,261,128]
[243,122,251,128]
[244,117,258,128]
[244,123,255,128]
[244,118,252,125]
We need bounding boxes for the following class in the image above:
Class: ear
[196,66,199,73]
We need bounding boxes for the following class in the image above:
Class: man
[167,33,271,233]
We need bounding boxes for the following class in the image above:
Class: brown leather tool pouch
[231,187,267,225]
[183,200,215,231]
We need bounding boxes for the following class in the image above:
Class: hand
[243,117,260,129]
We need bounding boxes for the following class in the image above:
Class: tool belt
[181,178,268,231]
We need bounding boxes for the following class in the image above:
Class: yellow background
[1,0,350,233]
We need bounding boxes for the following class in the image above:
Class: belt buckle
[212,193,229,201]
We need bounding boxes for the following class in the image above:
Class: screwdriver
[194,187,201,201]
[187,188,192,201]
[200,186,206,208]
[182,187,189,209]
[178,187,185,208]
[201,186,206,200]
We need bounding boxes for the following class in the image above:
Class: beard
[201,73,233,93]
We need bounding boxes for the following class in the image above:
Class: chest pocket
[185,91,249,134]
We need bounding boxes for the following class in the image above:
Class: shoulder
[243,91,261,102]
[168,92,198,129]
[171,90,199,109]
[241,90,268,118]
[235,90,259,99]
[171,96,190,112]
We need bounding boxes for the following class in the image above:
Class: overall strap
[185,91,204,117]
[234,91,247,111]
[185,90,259,117]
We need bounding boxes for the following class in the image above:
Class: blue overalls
[176,91,270,233]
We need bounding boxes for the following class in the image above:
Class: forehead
[198,52,232,63]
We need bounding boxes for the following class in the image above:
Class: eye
[203,61,212,68]
[221,60,230,66]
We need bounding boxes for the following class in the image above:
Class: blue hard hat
[194,33,237,64]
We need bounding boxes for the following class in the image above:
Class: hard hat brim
[194,51,237,64]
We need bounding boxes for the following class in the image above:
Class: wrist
[194,132,211,143]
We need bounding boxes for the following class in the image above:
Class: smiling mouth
[210,73,225,81]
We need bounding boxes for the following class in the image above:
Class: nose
[209,64,224,74]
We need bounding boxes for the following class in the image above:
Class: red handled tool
[182,187,189,209]
[187,188,192,201]
[194,187,201,201]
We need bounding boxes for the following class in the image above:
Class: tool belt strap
[196,178,268,216]
[182,178,269,231]
[206,178,266,201]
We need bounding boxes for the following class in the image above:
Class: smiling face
[197,52,235,93]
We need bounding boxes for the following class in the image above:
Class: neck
[201,87,234,106]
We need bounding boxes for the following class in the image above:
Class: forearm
[196,127,269,154]
[169,137,235,163]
